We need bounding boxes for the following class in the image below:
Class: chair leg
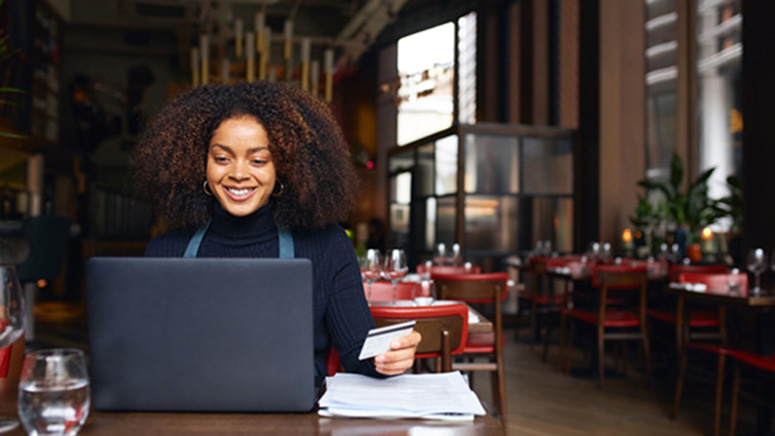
[672,348,687,420]
[564,318,575,374]
[641,324,652,384]
[492,355,507,432]
[542,314,552,362]
[729,365,740,436]
[558,313,567,371]
[598,327,605,389]
[713,354,725,436]
[529,301,538,347]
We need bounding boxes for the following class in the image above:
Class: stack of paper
[318,371,486,421]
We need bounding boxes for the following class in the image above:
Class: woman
[133,82,420,378]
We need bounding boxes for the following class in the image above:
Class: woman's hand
[374,330,422,376]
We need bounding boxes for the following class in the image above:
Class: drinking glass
[18,349,90,436]
[0,266,25,432]
[450,243,462,266]
[384,249,408,303]
[433,243,447,266]
[360,249,383,301]
[747,248,768,295]
[414,279,436,306]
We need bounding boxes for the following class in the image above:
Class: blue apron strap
[278,227,294,259]
[183,220,211,258]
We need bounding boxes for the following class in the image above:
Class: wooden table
[0,379,502,435]
[665,283,775,434]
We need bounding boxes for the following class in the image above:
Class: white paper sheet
[318,371,486,419]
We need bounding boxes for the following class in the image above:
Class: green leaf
[670,154,684,191]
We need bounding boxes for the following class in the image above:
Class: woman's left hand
[374,330,422,376]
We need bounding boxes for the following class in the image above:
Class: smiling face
[206,115,277,217]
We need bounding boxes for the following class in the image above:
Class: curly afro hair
[132,82,359,232]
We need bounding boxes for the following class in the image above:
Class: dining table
[665,282,775,435]
[0,378,502,435]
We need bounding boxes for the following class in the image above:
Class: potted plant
[632,154,719,260]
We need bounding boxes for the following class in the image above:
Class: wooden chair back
[364,280,422,302]
[370,304,469,372]
[592,265,648,324]
[669,264,728,282]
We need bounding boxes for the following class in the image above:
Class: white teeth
[227,188,252,196]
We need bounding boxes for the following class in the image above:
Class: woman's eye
[251,159,267,165]
[213,156,229,163]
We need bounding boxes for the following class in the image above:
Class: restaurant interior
[1,0,775,434]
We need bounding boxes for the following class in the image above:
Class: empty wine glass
[18,349,90,436]
[747,248,768,295]
[383,249,408,303]
[0,265,25,432]
[360,249,382,301]
[450,243,462,266]
[433,243,447,266]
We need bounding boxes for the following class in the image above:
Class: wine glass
[450,243,462,266]
[433,243,447,266]
[747,248,768,295]
[383,249,408,303]
[360,249,383,301]
[0,266,25,432]
[18,349,90,436]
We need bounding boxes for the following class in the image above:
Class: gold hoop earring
[203,180,213,196]
[271,181,284,197]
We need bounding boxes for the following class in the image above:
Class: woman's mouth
[225,187,256,200]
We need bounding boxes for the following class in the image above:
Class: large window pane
[425,197,437,251]
[645,0,678,182]
[527,197,574,253]
[435,135,458,195]
[522,137,573,194]
[436,196,456,247]
[417,143,434,197]
[696,0,742,206]
[464,134,519,194]
[465,196,518,251]
[396,23,455,146]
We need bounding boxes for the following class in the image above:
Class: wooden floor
[34,319,761,435]
[469,327,760,436]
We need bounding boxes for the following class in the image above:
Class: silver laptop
[86,257,314,412]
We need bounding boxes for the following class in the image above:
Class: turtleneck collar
[209,200,277,240]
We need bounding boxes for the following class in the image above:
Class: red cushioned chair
[369,303,469,373]
[432,272,508,426]
[518,256,571,360]
[672,272,745,433]
[363,280,422,303]
[561,265,651,388]
[648,264,729,358]
[728,350,775,436]
[670,272,747,436]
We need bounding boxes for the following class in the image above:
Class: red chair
[648,264,730,357]
[416,264,482,278]
[518,256,571,358]
[363,280,422,302]
[728,350,775,436]
[369,304,469,372]
[432,272,509,426]
[672,272,748,436]
[561,265,651,388]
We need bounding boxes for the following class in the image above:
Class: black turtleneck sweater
[144,201,379,378]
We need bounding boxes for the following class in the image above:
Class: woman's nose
[230,160,250,180]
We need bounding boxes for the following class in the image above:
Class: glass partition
[387,123,576,272]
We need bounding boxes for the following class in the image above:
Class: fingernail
[376,356,384,363]
[391,340,400,348]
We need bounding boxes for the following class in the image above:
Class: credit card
[358,320,416,360]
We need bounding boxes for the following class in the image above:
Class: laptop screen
[87,257,315,412]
